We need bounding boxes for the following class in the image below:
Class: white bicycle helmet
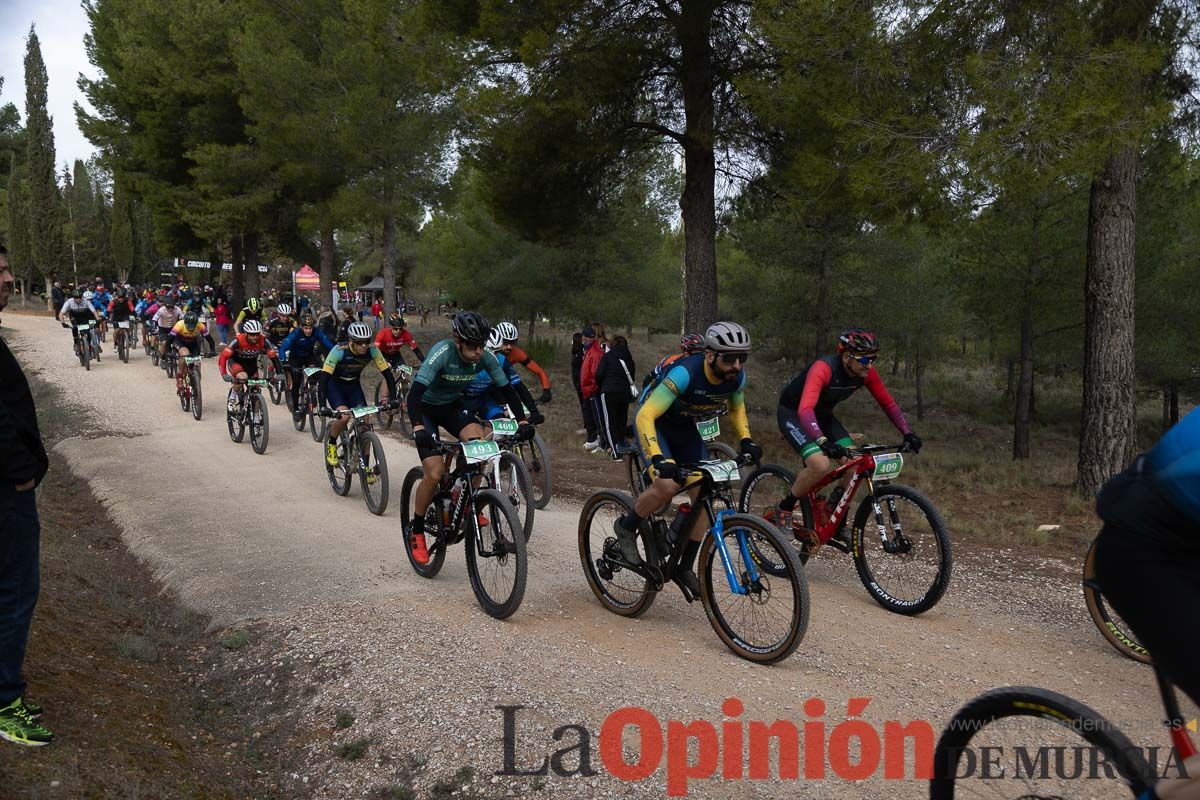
[486,328,505,351]
[83,290,94,301]
[347,322,373,342]
[243,320,263,334]
[703,321,751,352]
[276,303,293,316]
[496,321,519,342]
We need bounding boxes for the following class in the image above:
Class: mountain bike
[319,401,398,516]
[72,321,99,370]
[289,366,323,437]
[481,417,536,541]
[929,663,1196,798]
[1082,537,1152,664]
[399,438,527,619]
[512,424,552,510]
[258,352,284,405]
[163,347,179,379]
[739,441,952,616]
[579,454,810,664]
[374,363,414,439]
[142,320,153,355]
[226,377,270,455]
[114,319,133,363]
[178,354,211,421]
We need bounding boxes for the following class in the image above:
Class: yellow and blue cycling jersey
[170,319,207,342]
[635,353,750,461]
[322,343,390,383]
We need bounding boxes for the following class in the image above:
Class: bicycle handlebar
[316,401,401,418]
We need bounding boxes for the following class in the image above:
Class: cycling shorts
[462,394,506,422]
[326,379,366,410]
[777,406,852,460]
[156,326,173,340]
[417,401,477,460]
[636,415,709,487]
[227,357,259,379]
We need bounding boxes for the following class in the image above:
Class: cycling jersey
[234,305,266,329]
[636,353,750,460]
[412,339,509,406]
[265,315,294,344]
[152,306,182,331]
[170,319,208,343]
[643,352,686,389]
[375,327,419,358]
[218,333,273,376]
[780,355,911,441]
[321,343,391,383]
[278,327,336,363]
[505,344,550,390]
[108,298,135,323]
[60,299,96,325]
[1147,407,1200,524]
[463,352,522,397]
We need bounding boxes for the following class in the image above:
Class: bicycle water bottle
[667,503,692,545]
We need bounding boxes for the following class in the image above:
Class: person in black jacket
[0,245,54,746]
[50,282,64,320]
[570,331,586,435]
[594,335,636,457]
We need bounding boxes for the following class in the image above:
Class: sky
[0,0,98,169]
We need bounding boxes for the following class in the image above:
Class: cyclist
[317,322,396,466]
[770,329,921,544]
[493,321,552,404]
[90,285,111,338]
[60,289,102,359]
[613,322,762,594]
[265,302,296,376]
[374,313,426,368]
[107,288,137,354]
[405,311,535,565]
[278,313,336,421]
[461,328,546,426]
[151,296,183,364]
[218,320,275,412]
[168,311,210,393]
[234,297,266,333]
[643,332,705,389]
[1094,410,1200,712]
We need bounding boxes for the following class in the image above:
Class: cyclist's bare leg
[415,453,446,516]
[329,406,352,439]
[633,476,679,519]
[789,452,835,499]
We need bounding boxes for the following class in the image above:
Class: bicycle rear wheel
[268,376,283,405]
[358,431,390,515]
[118,332,128,363]
[851,483,952,615]
[327,432,353,495]
[930,686,1151,799]
[577,490,656,617]
[738,464,814,570]
[248,393,269,454]
[492,451,534,541]
[699,514,809,664]
[190,367,203,421]
[373,382,394,428]
[464,487,527,619]
[308,387,326,442]
[1082,539,1151,664]
[516,433,552,509]
[399,466,446,578]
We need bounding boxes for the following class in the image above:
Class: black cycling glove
[739,438,762,463]
[819,438,849,460]
[904,432,923,454]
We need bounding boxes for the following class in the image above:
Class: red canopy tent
[293,265,320,290]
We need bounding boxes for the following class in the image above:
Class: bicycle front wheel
[699,514,809,664]
[1082,539,1151,664]
[577,490,655,618]
[492,451,534,541]
[851,483,952,615]
[191,368,203,421]
[227,393,246,443]
[358,431,390,516]
[930,686,1151,799]
[248,393,270,454]
[465,488,527,619]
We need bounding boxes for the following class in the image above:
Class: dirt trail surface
[7,312,1193,799]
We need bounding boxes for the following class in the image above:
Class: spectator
[50,282,64,320]
[337,307,357,344]
[595,335,636,457]
[0,245,53,746]
[316,304,337,341]
[370,296,384,330]
[213,298,233,346]
[579,326,608,451]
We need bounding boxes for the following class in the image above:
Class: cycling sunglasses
[851,354,878,365]
[717,352,750,365]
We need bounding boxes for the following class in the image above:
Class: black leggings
[600,392,631,453]
[1094,468,1200,708]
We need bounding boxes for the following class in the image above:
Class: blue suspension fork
[709,507,762,596]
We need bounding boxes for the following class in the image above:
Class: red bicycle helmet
[680,333,705,354]
[837,328,879,355]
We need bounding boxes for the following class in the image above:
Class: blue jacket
[279,327,336,363]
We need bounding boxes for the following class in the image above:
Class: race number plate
[184,356,202,364]
[872,452,904,481]
[399,365,413,376]
[490,418,519,437]
[700,460,740,483]
[352,406,379,419]
[77,323,94,330]
[248,379,268,386]
[696,417,720,441]
[462,440,501,464]
[303,367,321,377]
[117,321,130,329]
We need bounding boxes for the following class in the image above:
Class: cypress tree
[24,25,61,284]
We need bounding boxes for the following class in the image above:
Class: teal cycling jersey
[322,343,390,382]
[1147,407,1200,524]
[414,338,509,405]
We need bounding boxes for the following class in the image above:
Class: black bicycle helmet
[389,313,406,328]
[451,311,491,345]
[837,328,879,355]
[183,311,199,328]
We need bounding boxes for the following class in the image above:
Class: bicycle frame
[803,445,908,543]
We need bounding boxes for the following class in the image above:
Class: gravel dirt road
[10,312,1192,799]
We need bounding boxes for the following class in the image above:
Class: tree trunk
[813,246,833,361]
[528,309,536,341]
[229,235,245,313]
[1077,147,1139,497]
[1013,305,1034,460]
[1162,383,1171,432]
[676,3,718,333]
[891,352,900,378]
[381,213,397,319]
[243,232,261,302]
[1004,357,1015,401]
[44,277,53,312]
[1168,379,1179,427]
[319,226,335,308]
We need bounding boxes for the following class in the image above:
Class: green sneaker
[0,698,53,746]
[325,441,339,466]
[15,698,42,719]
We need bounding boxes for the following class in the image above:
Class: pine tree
[24,25,62,289]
